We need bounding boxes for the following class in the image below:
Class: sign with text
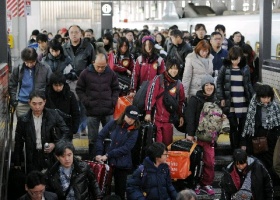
[101,2,112,36]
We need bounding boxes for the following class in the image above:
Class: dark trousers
[228,116,246,152]
[114,168,130,200]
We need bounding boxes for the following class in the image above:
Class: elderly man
[76,53,120,159]
[63,25,96,135]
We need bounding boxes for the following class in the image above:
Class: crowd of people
[8,23,280,200]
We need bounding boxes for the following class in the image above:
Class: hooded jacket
[185,90,216,136]
[220,156,273,200]
[126,157,177,200]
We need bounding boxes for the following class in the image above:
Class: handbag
[252,136,268,154]
[166,142,197,180]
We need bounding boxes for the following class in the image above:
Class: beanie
[201,74,214,88]
[142,35,155,44]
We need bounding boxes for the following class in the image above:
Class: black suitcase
[131,122,156,168]
[171,140,203,188]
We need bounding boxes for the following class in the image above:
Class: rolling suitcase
[86,161,114,196]
[131,122,156,168]
[171,139,204,188]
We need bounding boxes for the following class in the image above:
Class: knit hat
[201,74,214,88]
[125,105,139,120]
[142,35,155,44]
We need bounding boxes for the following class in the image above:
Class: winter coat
[190,36,210,47]
[76,64,120,116]
[145,72,185,123]
[45,84,80,136]
[216,58,254,114]
[112,54,134,74]
[14,108,70,173]
[42,53,72,74]
[46,158,102,200]
[185,90,216,136]
[220,156,273,200]
[166,41,193,79]
[95,120,138,169]
[62,39,95,76]
[8,61,52,106]
[182,52,214,98]
[130,55,165,92]
[126,157,177,200]
[18,191,58,200]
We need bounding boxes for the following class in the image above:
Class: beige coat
[182,52,213,99]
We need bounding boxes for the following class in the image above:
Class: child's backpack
[195,101,223,143]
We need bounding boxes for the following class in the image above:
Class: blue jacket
[95,120,138,169]
[211,48,228,72]
[126,157,177,200]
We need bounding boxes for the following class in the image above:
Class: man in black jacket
[18,171,58,200]
[76,53,120,159]
[14,91,70,173]
[166,29,193,80]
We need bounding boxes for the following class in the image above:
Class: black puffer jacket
[46,159,102,200]
[216,58,254,114]
[14,108,70,173]
[76,64,120,116]
[185,90,216,136]
[45,84,80,137]
[43,53,72,73]
[220,156,273,200]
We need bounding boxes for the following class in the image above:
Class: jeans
[77,101,87,133]
[87,115,113,145]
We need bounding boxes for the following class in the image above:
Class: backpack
[195,101,223,143]
[133,75,164,114]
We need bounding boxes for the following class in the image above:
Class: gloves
[11,100,18,108]
[65,70,78,81]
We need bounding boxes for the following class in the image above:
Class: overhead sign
[102,3,112,16]
[25,0,31,16]
[101,2,112,36]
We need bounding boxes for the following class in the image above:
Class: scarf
[242,94,280,137]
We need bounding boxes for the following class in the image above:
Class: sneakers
[194,184,201,195]
[201,185,215,196]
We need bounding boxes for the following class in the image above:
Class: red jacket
[112,54,135,74]
[145,72,185,123]
[130,55,165,92]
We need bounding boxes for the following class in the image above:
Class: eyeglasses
[162,153,169,157]
[29,188,45,196]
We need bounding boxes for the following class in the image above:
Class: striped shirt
[230,68,247,117]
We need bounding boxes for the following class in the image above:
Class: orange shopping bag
[113,96,132,120]
[166,142,197,180]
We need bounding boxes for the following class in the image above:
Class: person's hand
[95,155,102,162]
[101,155,108,162]
[221,100,225,107]
[14,166,21,170]
[126,70,132,76]
[178,117,184,127]
[129,92,135,98]
[241,146,247,151]
[186,135,195,142]
[44,143,55,154]
[145,114,151,122]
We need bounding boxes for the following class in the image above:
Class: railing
[0,63,10,200]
